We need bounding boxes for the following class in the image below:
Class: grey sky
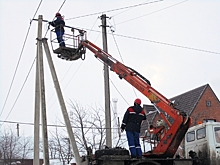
[0,0,220,136]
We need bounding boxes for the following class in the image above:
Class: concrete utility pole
[33,15,81,165]
[34,15,50,165]
[34,25,40,165]
[100,14,112,148]
[42,38,81,165]
[16,123,19,137]
[112,98,118,146]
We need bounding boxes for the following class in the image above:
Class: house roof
[169,84,208,115]
[143,104,157,114]
[140,84,213,136]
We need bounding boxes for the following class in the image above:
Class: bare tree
[48,138,57,159]
[48,126,73,164]
[48,100,125,164]
[68,100,106,155]
[0,126,33,164]
[19,136,32,159]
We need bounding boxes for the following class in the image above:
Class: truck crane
[51,27,193,165]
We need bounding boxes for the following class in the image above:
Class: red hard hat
[56,12,61,17]
[134,98,141,105]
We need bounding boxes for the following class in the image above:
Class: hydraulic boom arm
[79,39,192,158]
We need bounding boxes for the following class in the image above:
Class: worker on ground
[121,98,146,159]
[49,12,66,47]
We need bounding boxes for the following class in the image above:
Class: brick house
[140,84,220,155]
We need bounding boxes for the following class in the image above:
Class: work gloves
[121,124,126,132]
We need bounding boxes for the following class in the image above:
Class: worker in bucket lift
[49,12,66,47]
[121,98,146,159]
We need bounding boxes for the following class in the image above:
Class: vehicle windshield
[214,127,220,143]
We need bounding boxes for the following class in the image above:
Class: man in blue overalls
[49,12,65,47]
[121,98,146,159]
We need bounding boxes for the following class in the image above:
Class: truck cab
[185,119,220,165]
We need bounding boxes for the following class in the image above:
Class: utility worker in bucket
[121,98,146,159]
[49,12,66,47]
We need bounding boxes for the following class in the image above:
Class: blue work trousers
[56,30,65,47]
[126,131,142,157]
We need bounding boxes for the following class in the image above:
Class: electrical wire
[47,62,78,103]
[47,62,84,110]
[0,120,120,130]
[46,18,100,110]
[0,0,43,119]
[58,0,66,12]
[95,56,130,106]
[71,27,220,56]
[113,33,220,55]
[2,0,218,128]
[44,0,67,37]
[95,51,131,106]
[111,0,150,17]
[88,17,99,37]
[44,1,192,114]
[0,58,36,128]
[109,79,130,106]
[108,21,124,63]
[65,0,163,20]
[116,0,188,25]
[108,20,138,98]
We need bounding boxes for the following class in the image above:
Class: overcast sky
[0,0,220,138]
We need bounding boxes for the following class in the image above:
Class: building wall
[181,86,220,157]
[191,86,220,126]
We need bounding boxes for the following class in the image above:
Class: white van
[185,119,220,165]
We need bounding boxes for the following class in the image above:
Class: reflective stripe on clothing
[122,105,146,133]
[126,131,142,157]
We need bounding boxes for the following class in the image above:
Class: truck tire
[95,147,129,159]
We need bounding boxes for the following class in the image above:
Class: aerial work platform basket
[50,26,86,61]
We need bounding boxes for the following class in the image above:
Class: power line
[116,0,188,25]
[46,18,100,110]
[113,33,220,55]
[108,21,124,63]
[77,27,220,55]
[65,0,163,20]
[46,62,84,110]
[44,0,67,37]
[1,0,67,122]
[58,0,66,12]
[108,21,138,99]
[111,0,151,17]
[0,0,43,119]
[88,17,99,37]
[109,78,130,106]
[0,120,120,130]
[0,58,36,128]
